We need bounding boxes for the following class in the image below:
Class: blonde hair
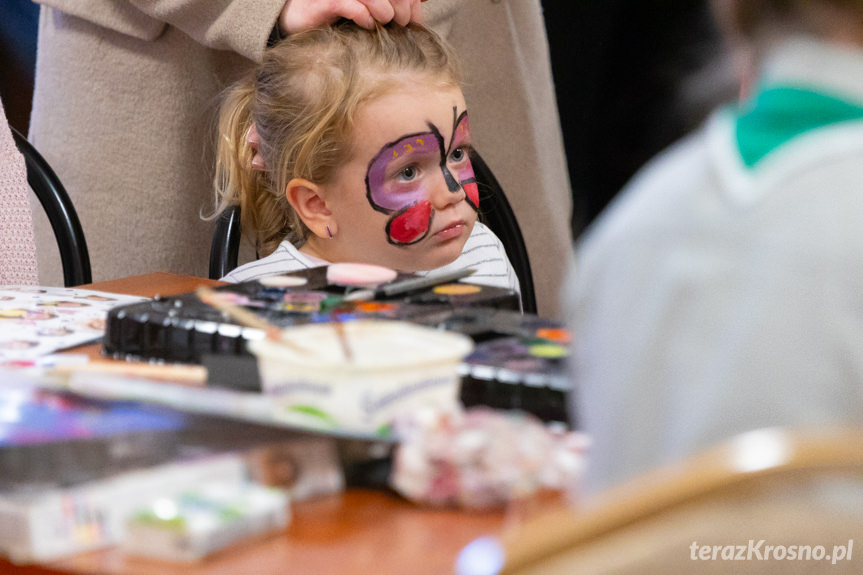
[211,22,463,257]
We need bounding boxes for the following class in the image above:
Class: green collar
[734,85,863,168]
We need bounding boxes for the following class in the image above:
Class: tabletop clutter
[0,263,587,564]
[391,406,588,509]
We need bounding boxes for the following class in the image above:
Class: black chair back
[209,150,537,313]
[469,150,537,313]
[12,127,91,287]
[208,203,243,281]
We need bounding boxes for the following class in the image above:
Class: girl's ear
[286,178,333,239]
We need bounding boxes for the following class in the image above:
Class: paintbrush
[196,286,352,361]
[332,319,353,363]
[52,360,208,386]
[197,286,281,337]
[342,268,477,302]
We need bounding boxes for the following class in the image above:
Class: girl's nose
[429,166,464,209]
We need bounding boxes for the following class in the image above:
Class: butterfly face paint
[365,108,478,245]
[450,113,479,209]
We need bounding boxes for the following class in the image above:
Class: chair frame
[469,150,537,313]
[12,127,91,287]
[492,427,863,574]
[209,150,537,313]
[208,203,242,283]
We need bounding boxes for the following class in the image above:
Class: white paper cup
[249,320,474,435]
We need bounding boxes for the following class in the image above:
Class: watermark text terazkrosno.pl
[690,540,853,564]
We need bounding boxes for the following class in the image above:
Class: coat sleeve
[126,0,286,61]
[34,0,285,62]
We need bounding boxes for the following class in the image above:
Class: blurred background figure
[543,0,725,238]
[0,0,38,135]
[567,0,863,492]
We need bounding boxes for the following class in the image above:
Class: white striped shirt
[222,222,521,296]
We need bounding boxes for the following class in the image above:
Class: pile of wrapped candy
[390,407,589,509]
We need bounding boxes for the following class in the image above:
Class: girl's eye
[450,147,467,163]
[399,166,418,181]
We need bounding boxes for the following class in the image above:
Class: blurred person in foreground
[566,0,863,492]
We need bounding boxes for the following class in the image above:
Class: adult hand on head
[279,0,426,36]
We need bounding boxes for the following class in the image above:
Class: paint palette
[459,332,572,426]
[103,267,520,364]
[101,267,572,424]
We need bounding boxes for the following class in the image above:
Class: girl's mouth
[434,220,467,240]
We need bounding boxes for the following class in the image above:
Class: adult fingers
[410,0,424,25]
[279,0,373,34]
[354,0,425,28]
[385,0,414,26]
[279,0,424,35]
[358,0,396,26]
[331,0,378,29]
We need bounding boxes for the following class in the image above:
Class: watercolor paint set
[103,266,521,364]
[460,333,572,426]
[101,266,572,424]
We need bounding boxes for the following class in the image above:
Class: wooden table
[1,273,507,575]
[6,489,505,575]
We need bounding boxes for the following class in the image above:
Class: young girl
[212,22,520,297]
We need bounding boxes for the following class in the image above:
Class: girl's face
[317,78,478,272]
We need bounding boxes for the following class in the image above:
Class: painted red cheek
[463,181,479,208]
[388,201,432,244]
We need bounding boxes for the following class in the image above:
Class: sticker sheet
[0,286,147,361]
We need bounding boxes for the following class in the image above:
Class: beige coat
[30,0,572,318]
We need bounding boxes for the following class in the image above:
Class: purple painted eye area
[449,149,475,189]
[366,132,439,213]
[448,114,478,208]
